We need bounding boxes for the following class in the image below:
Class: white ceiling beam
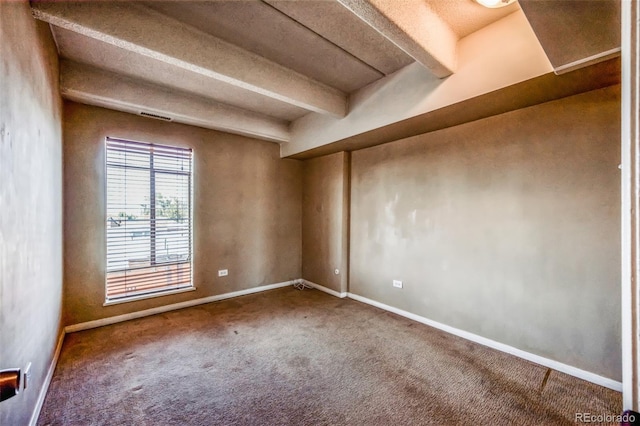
[60,60,290,143]
[337,0,458,78]
[32,1,347,117]
[51,26,309,122]
[282,10,554,157]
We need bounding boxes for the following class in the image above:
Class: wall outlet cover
[218,269,228,277]
[393,280,403,288]
[23,362,32,390]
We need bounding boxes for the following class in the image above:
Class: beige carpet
[38,287,621,425]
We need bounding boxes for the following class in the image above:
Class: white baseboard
[347,292,622,392]
[65,280,296,333]
[30,330,65,426]
[61,281,622,393]
[303,280,347,298]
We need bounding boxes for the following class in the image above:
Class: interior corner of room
[2,0,638,424]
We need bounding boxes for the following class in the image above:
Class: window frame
[103,137,195,305]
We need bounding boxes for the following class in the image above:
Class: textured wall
[350,85,621,380]
[302,152,350,293]
[0,2,63,425]
[63,102,302,325]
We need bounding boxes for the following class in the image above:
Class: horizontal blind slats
[105,138,193,300]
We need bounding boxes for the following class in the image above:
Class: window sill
[103,286,196,306]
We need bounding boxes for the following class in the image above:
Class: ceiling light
[475,0,516,8]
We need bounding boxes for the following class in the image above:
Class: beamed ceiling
[31,0,621,158]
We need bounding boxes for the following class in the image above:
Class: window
[105,137,193,302]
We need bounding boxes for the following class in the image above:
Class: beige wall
[350,85,621,380]
[63,102,302,325]
[302,152,350,293]
[0,3,63,425]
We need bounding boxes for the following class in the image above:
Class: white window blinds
[105,137,193,301]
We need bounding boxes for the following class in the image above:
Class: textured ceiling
[519,0,621,73]
[265,0,415,75]
[425,0,520,38]
[33,0,620,152]
[52,26,310,121]
[143,0,396,92]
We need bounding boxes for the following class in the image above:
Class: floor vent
[139,111,173,122]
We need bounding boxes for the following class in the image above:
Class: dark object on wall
[0,368,21,402]
[622,410,640,426]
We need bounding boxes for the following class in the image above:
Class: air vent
[139,111,173,122]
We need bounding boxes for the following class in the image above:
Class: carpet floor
[38,287,621,425]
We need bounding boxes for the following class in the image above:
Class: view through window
[105,137,193,301]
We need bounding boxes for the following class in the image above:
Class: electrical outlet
[218,269,228,277]
[393,280,403,288]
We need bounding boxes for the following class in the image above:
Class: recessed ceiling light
[475,0,516,8]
